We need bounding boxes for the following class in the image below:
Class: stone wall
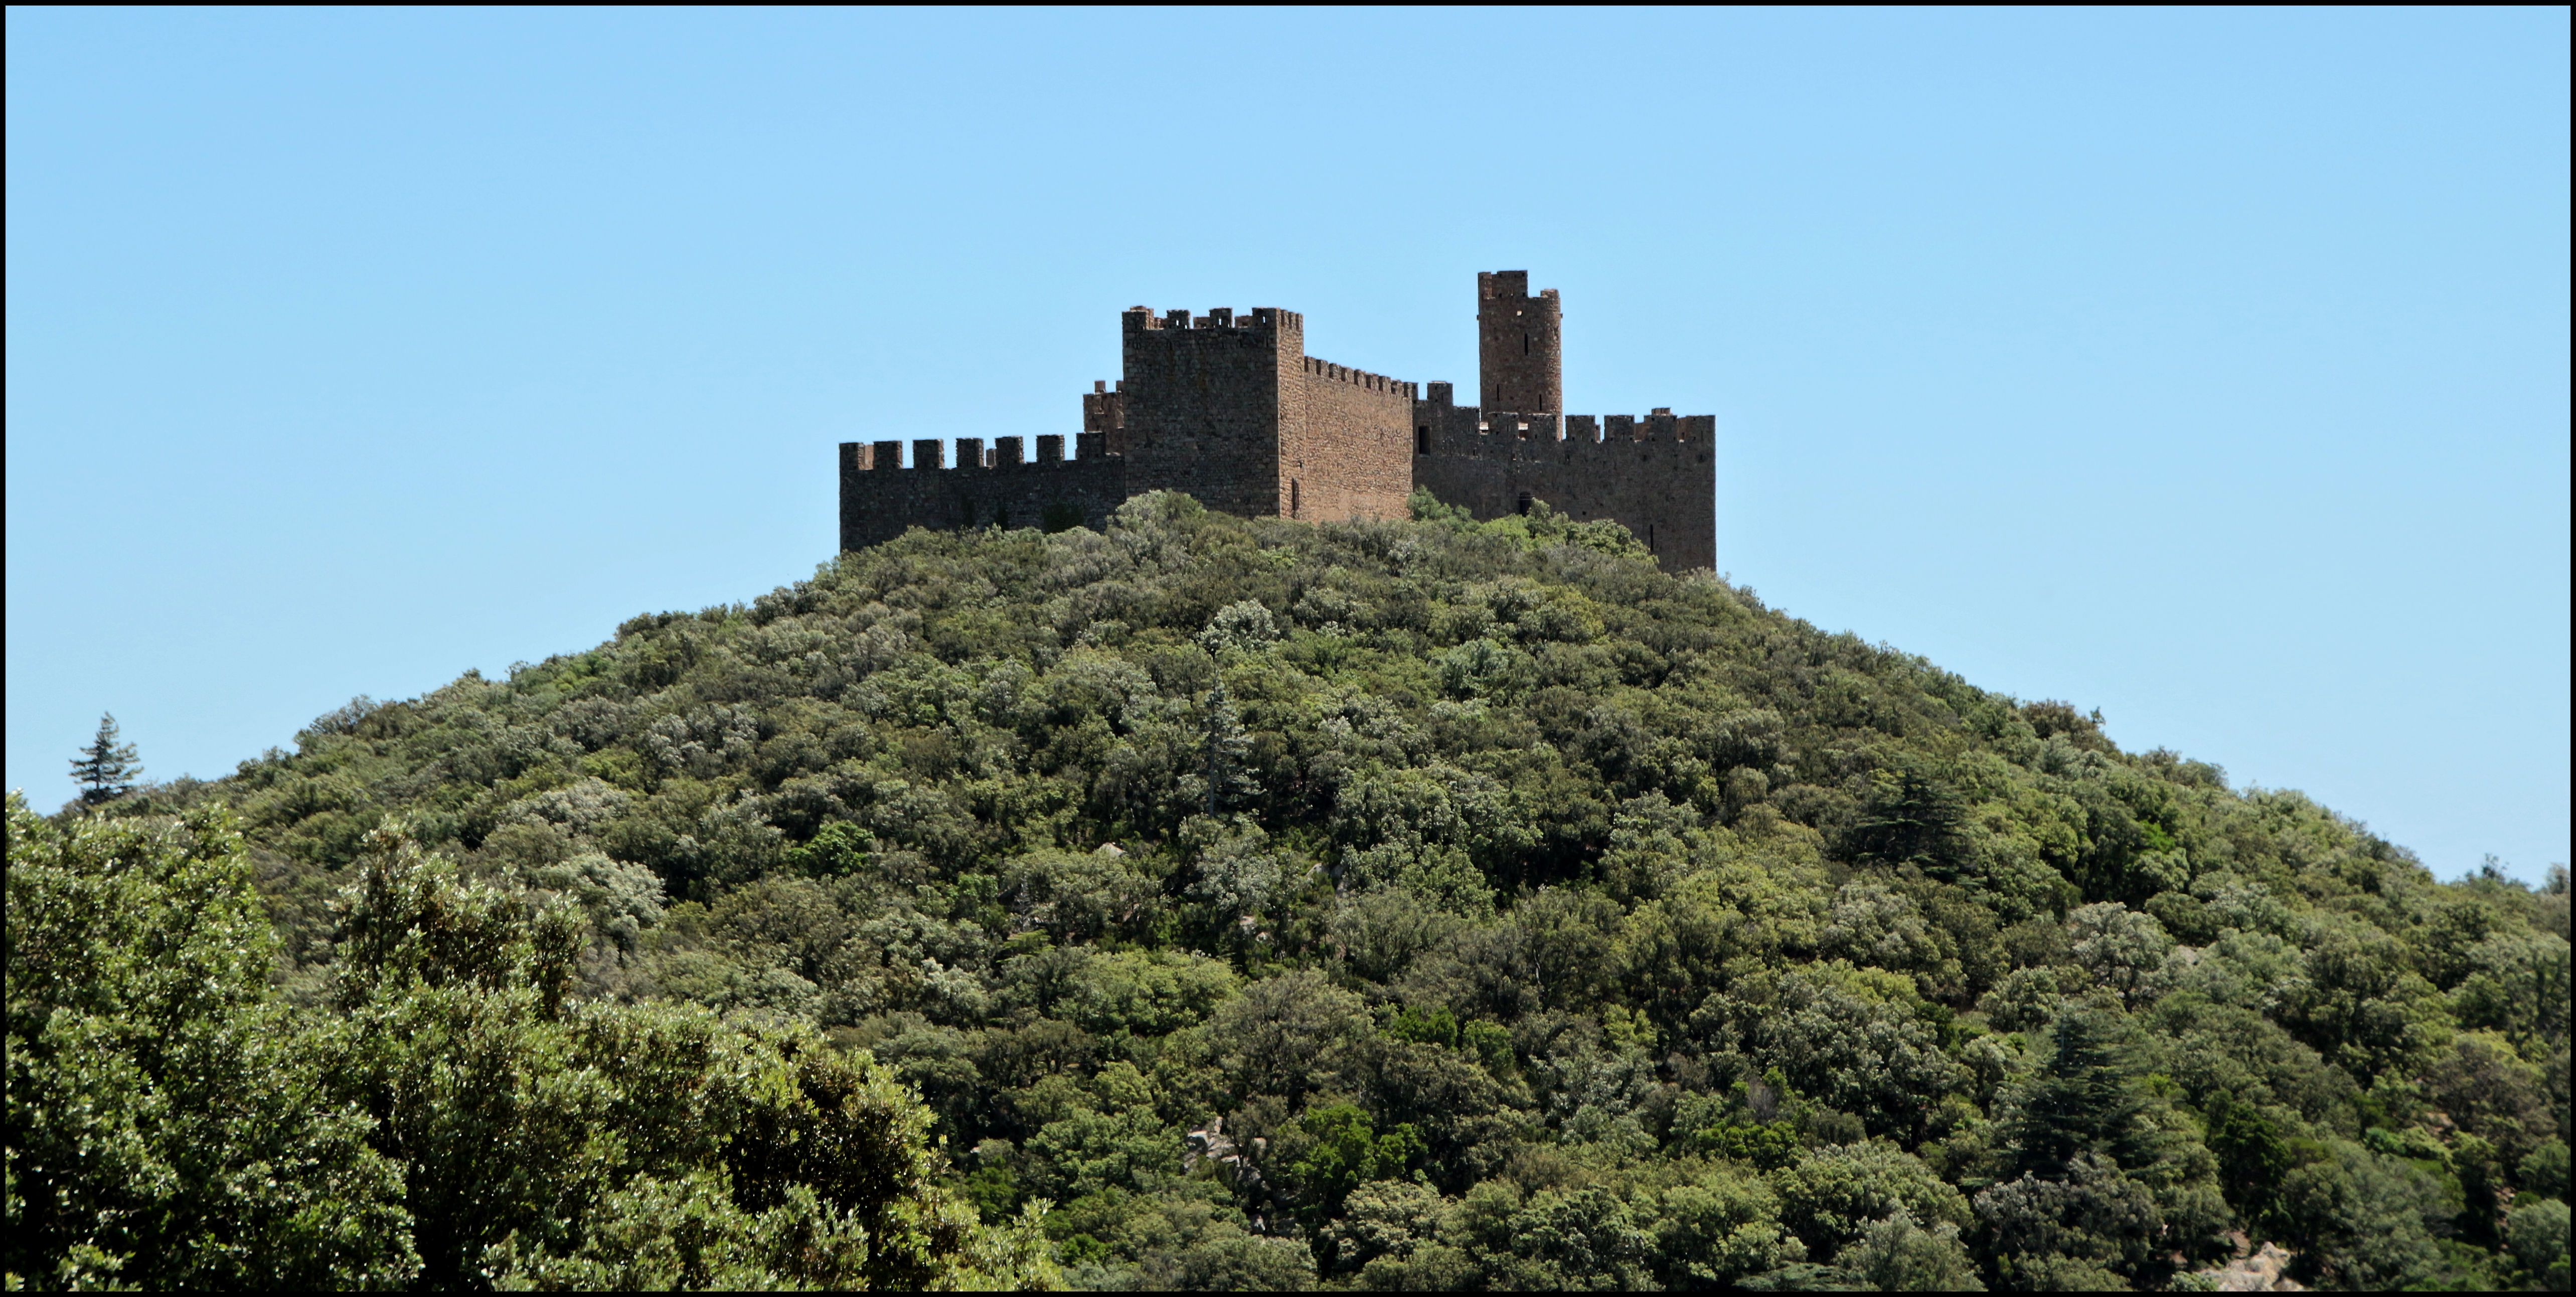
[838,433,1128,550]
[840,304,1308,551]
[1290,355,1414,523]
[1412,384,1716,572]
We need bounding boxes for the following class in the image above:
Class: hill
[15,491,2570,1290]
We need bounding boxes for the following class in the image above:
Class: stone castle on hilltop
[839,270,1717,570]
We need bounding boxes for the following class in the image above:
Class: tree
[1837,1209,1983,1291]
[4,792,414,1288]
[1846,762,1971,876]
[3,799,1055,1292]
[2277,1140,2451,1288]
[2505,1196,2570,1291]
[66,712,140,806]
[1774,1140,1973,1263]
[1280,1103,1426,1220]
[331,826,1057,1291]
[1648,1167,1808,1287]
[1993,1007,2161,1180]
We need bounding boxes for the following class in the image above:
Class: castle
[839,270,1716,570]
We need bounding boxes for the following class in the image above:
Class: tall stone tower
[1477,270,1562,415]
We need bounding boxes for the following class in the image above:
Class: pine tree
[1202,679,1252,816]
[1995,1006,2163,1180]
[69,713,141,807]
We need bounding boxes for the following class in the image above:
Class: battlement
[1123,305,1302,334]
[1430,410,1714,452]
[1477,270,1561,305]
[839,432,1130,548]
[1413,371,1714,569]
[1416,386,1709,447]
[840,433,1109,472]
[1303,355,1416,399]
[1492,409,1713,445]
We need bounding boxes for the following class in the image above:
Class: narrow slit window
[1291,479,1301,517]
[1516,491,1533,516]
[1415,425,1430,454]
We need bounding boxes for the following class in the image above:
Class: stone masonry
[1477,270,1562,417]
[840,271,1717,570]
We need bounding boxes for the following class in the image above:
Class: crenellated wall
[1411,383,1716,572]
[838,434,1127,550]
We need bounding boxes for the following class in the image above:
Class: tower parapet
[1082,380,1128,454]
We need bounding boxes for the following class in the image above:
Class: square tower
[1116,306,1308,517]
[1478,270,1562,415]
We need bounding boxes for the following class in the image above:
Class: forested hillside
[14,491,2570,1290]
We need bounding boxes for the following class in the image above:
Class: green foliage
[4,794,1051,1291]
[2277,1139,2460,1288]
[1385,1004,1514,1073]
[5,794,412,1289]
[19,492,2567,1289]
[1649,1166,1808,1287]
[1838,1209,1984,1291]
[2504,1196,2569,1290]
[1282,1104,1427,1217]
[1993,1008,2164,1179]
[1775,1140,1972,1263]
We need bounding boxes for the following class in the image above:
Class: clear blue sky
[8,9,2567,883]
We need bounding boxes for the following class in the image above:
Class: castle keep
[839,270,1716,570]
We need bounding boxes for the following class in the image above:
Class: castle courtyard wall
[1290,357,1414,523]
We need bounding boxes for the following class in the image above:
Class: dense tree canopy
[14,490,2568,1290]
[6,801,1050,1289]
